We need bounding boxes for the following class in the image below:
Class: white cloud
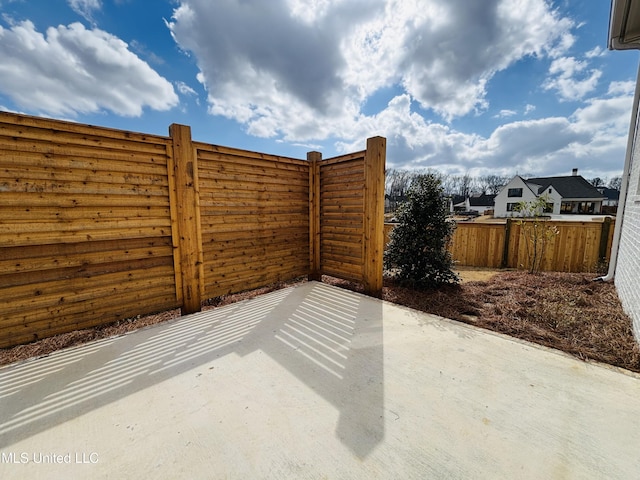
[543,56,602,101]
[337,86,632,179]
[0,20,178,117]
[68,0,102,23]
[585,45,606,58]
[164,0,627,179]
[608,80,635,96]
[168,0,574,139]
[176,81,197,97]
[493,109,517,118]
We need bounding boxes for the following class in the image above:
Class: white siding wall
[494,176,538,217]
[615,115,640,343]
[540,186,563,214]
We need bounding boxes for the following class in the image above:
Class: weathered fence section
[0,112,386,348]
[0,113,179,347]
[385,218,614,273]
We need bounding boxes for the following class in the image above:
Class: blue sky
[1,0,638,181]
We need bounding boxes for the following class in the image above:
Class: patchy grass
[2,272,639,374]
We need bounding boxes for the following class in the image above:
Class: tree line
[386,169,622,201]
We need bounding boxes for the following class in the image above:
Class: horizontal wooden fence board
[200,206,309,218]
[0,122,170,154]
[0,163,169,186]
[319,151,365,166]
[205,266,309,298]
[0,148,171,176]
[0,225,173,247]
[3,270,177,330]
[0,206,171,223]
[0,244,172,277]
[2,266,176,320]
[2,288,179,348]
[196,144,308,166]
[202,227,308,244]
[205,260,308,283]
[0,111,170,142]
[0,192,170,209]
[2,264,176,307]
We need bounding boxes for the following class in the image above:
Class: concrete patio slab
[1,281,639,479]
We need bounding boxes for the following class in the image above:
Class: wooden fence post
[501,218,512,268]
[363,136,386,297]
[169,124,204,314]
[599,216,613,264]
[308,151,322,281]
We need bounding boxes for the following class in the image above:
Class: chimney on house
[572,168,578,176]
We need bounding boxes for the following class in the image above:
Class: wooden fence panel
[449,223,505,268]
[0,112,386,348]
[0,112,179,348]
[319,154,365,283]
[509,221,607,272]
[386,218,615,274]
[196,144,310,298]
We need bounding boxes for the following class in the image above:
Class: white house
[607,0,640,343]
[468,194,496,215]
[494,171,605,218]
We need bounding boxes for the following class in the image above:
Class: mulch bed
[327,271,640,373]
[2,272,639,374]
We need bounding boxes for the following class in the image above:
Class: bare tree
[477,175,509,195]
[588,177,606,188]
[608,176,622,190]
[385,169,413,212]
[450,174,474,198]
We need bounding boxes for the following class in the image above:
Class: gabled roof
[469,194,496,207]
[526,175,605,199]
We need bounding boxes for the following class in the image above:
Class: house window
[544,203,554,213]
[561,202,573,213]
[506,202,518,212]
[578,202,595,214]
[508,188,523,197]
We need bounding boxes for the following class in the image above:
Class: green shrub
[384,174,459,288]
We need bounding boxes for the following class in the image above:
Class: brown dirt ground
[2,272,639,374]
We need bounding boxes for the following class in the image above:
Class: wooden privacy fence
[385,218,614,272]
[0,112,385,348]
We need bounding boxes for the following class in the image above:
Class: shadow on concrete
[0,282,383,458]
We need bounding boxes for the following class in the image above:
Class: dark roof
[526,175,606,199]
[449,194,466,205]
[469,194,496,207]
[598,187,620,201]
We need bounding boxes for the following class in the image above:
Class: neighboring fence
[385,218,614,273]
[0,112,385,348]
